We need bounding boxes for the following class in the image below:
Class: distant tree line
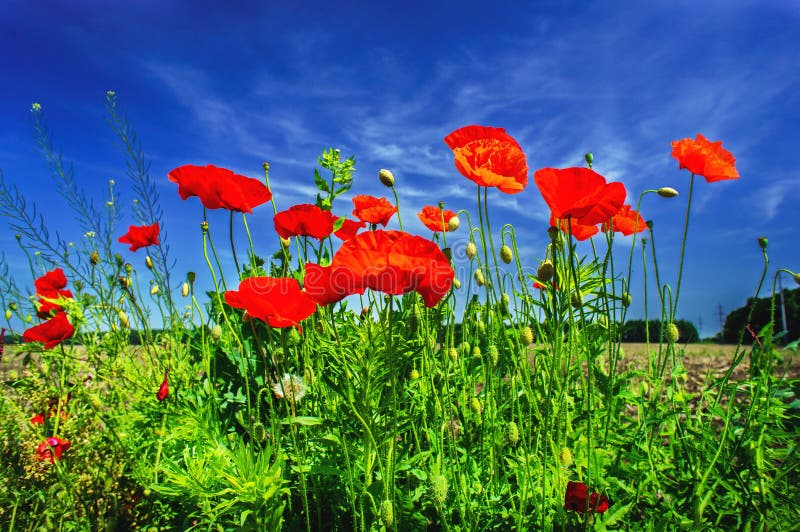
[619,319,699,343]
[720,286,799,344]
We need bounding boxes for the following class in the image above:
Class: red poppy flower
[224,277,317,331]
[23,312,75,349]
[118,222,160,252]
[34,269,73,318]
[31,413,45,425]
[351,195,397,226]
[304,263,356,306]
[549,215,599,242]
[168,164,273,213]
[564,481,610,514]
[333,216,366,241]
[602,204,646,236]
[156,372,169,401]
[332,230,454,307]
[36,436,71,463]
[444,125,529,194]
[535,167,626,226]
[671,134,739,182]
[417,205,458,232]
[274,204,335,240]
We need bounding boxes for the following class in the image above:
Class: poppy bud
[118,310,129,328]
[378,168,395,188]
[181,282,190,298]
[657,187,679,198]
[621,292,632,307]
[150,284,159,296]
[201,221,209,232]
[124,263,132,274]
[519,326,534,346]
[466,242,478,260]
[410,369,420,380]
[409,306,420,333]
[114,254,123,267]
[487,345,499,367]
[665,322,680,344]
[280,236,291,249]
[476,320,486,335]
[460,342,471,356]
[447,216,460,232]
[559,447,574,467]
[156,373,169,401]
[584,152,593,166]
[379,500,393,529]
[314,321,326,334]
[472,345,481,358]
[90,250,100,266]
[262,161,270,173]
[547,226,559,241]
[187,272,196,283]
[570,291,583,309]
[432,475,448,506]
[474,269,485,286]
[499,245,513,264]
[360,306,370,319]
[251,422,267,442]
[9,302,17,311]
[757,236,768,251]
[118,276,129,289]
[794,272,800,286]
[4,310,11,320]
[453,278,461,289]
[211,324,222,340]
[447,347,458,362]
[504,421,520,446]
[145,256,154,270]
[537,260,554,282]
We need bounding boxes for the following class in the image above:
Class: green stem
[672,174,695,319]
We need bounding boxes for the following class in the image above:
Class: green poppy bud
[499,245,513,264]
[474,269,485,286]
[447,215,460,231]
[379,500,393,529]
[657,187,679,198]
[537,260,554,282]
[665,322,680,344]
[466,241,478,260]
[519,326,534,346]
[505,421,520,446]
[378,168,395,188]
[621,292,632,307]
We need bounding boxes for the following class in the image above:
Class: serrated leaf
[313,169,329,193]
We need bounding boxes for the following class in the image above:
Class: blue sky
[1,0,798,338]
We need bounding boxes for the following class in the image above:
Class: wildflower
[671,134,739,182]
[274,204,335,240]
[378,168,395,188]
[118,222,160,252]
[33,268,73,319]
[444,125,529,194]
[351,195,397,226]
[602,204,647,236]
[535,167,626,226]
[225,277,316,332]
[564,481,610,514]
[273,373,307,403]
[168,164,273,213]
[156,372,169,401]
[36,436,71,463]
[332,216,365,241]
[417,205,458,233]
[22,312,74,349]
[499,245,513,264]
[657,187,679,198]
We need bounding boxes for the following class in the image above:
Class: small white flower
[273,373,307,403]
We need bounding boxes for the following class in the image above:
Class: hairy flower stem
[672,174,695,319]
[391,186,404,231]
[229,212,242,278]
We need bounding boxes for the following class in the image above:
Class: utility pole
[697,315,703,338]
[716,304,725,331]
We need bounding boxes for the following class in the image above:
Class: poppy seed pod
[571,291,583,309]
[500,245,513,264]
[757,236,768,251]
[466,241,478,260]
[665,322,680,343]
[447,215,460,232]
[5,309,11,320]
[378,168,395,188]
[537,260,554,282]
[200,221,209,232]
[474,269,485,286]
[472,346,481,358]
[519,326,534,346]
[187,271,196,283]
[124,263,133,274]
[9,302,18,311]
[657,187,679,198]
[470,397,483,415]
[584,152,594,166]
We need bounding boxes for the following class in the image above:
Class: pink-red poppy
[444,125,529,194]
[274,204,335,240]
[304,263,354,307]
[156,372,169,401]
[168,164,273,213]
[602,204,646,236]
[549,215,599,242]
[23,312,75,349]
[417,205,458,232]
[333,216,366,241]
[564,481,610,514]
[351,195,398,226]
[36,436,71,463]
[34,268,73,319]
[671,134,739,182]
[224,277,317,331]
[118,222,160,252]
[535,167,626,226]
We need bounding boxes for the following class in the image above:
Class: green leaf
[313,169,329,193]
[281,416,323,426]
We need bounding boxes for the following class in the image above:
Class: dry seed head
[657,187,679,198]
[474,269,485,286]
[378,168,395,188]
[145,256,154,270]
[432,475,448,506]
[559,447,574,467]
[504,421,520,446]
[181,282,190,298]
[537,260,554,282]
[519,326,534,346]
[447,215,460,232]
[665,322,680,344]
[90,250,100,266]
[499,245,513,264]
[465,241,478,260]
[200,220,209,232]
